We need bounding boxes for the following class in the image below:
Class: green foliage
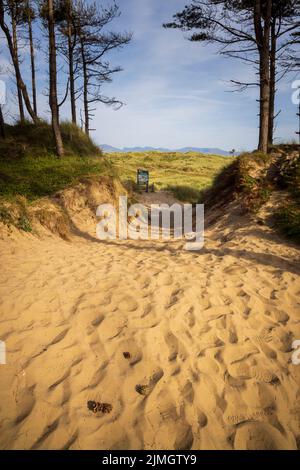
[274,149,300,243]
[0,197,32,232]
[275,205,300,244]
[16,213,32,232]
[239,151,271,166]
[200,159,239,206]
[233,151,273,212]
[0,204,13,226]
[202,151,273,212]
[166,185,202,203]
[201,145,300,244]
[277,151,300,201]
[0,120,101,159]
[0,122,114,202]
[60,121,101,157]
[0,154,113,201]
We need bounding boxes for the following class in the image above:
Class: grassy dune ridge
[0,122,116,231]
[202,146,300,244]
[0,123,234,204]
[107,151,235,203]
[0,122,116,202]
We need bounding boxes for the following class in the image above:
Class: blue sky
[91,0,299,151]
[0,0,299,151]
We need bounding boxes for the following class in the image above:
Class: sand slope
[0,196,300,450]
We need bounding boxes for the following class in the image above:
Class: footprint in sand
[90,315,104,328]
[141,304,153,318]
[272,329,294,353]
[223,343,260,366]
[86,360,109,389]
[184,307,196,328]
[251,335,277,360]
[166,289,183,309]
[243,381,277,410]
[227,362,252,380]
[164,331,187,362]
[88,332,106,357]
[156,272,174,287]
[146,388,181,425]
[224,371,245,390]
[217,326,238,345]
[227,360,280,385]
[234,422,296,450]
[135,368,164,397]
[15,385,36,424]
[181,381,195,404]
[249,366,280,385]
[267,309,290,325]
[117,295,139,313]
[224,265,248,276]
[224,384,276,427]
[174,422,194,450]
[99,316,127,341]
[289,403,300,430]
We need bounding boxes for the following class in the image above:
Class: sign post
[137,169,150,193]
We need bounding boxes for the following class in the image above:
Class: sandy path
[0,206,300,450]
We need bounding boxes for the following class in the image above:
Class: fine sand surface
[0,194,300,450]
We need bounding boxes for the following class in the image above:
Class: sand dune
[0,195,300,450]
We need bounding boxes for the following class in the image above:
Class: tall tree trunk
[268,20,276,147]
[67,17,76,125]
[0,105,5,139]
[48,0,64,157]
[27,1,37,116]
[80,37,89,136]
[11,14,25,122]
[0,0,38,124]
[259,48,270,153]
[254,0,272,154]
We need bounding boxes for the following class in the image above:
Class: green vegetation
[0,122,115,231]
[275,205,300,244]
[0,196,33,232]
[237,151,273,212]
[202,151,274,211]
[107,151,234,203]
[202,145,300,244]
[273,147,300,244]
[0,120,101,159]
[165,185,203,204]
[0,122,114,202]
[0,154,113,202]
[2,123,298,245]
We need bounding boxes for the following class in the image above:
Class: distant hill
[100,144,232,156]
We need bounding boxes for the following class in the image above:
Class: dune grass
[0,154,114,201]
[0,121,114,202]
[275,205,300,244]
[274,147,300,244]
[106,151,235,203]
[0,120,101,159]
[200,145,300,244]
